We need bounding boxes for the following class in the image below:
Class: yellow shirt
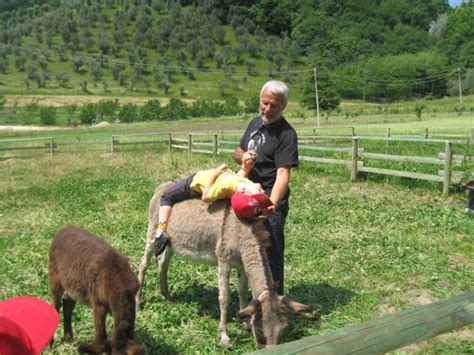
[190,169,253,202]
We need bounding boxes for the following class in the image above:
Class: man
[235,80,299,294]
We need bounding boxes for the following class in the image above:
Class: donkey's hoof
[220,336,233,350]
[78,340,110,354]
[243,319,252,332]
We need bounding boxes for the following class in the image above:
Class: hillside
[0,0,472,108]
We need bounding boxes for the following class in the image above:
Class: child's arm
[201,163,228,203]
[237,166,249,177]
[237,151,255,177]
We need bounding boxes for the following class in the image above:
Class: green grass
[1,139,472,353]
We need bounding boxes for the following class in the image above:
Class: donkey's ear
[237,299,260,319]
[282,297,313,314]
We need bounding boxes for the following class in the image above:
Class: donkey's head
[465,181,474,215]
[237,290,312,349]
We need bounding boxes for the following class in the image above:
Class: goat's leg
[218,260,232,349]
[62,294,76,342]
[136,225,156,311]
[237,270,252,332]
[49,281,63,346]
[158,246,173,300]
[78,303,108,354]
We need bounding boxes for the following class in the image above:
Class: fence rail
[247,291,474,355]
[1,128,472,194]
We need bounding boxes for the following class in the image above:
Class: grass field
[1,121,473,354]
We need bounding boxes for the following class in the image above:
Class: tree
[301,66,341,112]
[98,28,110,54]
[55,72,70,88]
[72,56,84,73]
[15,55,27,72]
[89,58,102,82]
[112,62,125,81]
[80,80,90,94]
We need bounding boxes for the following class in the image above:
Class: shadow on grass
[283,283,356,343]
[169,282,240,320]
[135,328,180,355]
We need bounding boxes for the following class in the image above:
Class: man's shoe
[154,231,169,256]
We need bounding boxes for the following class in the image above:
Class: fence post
[351,127,355,136]
[188,133,192,154]
[386,128,391,138]
[168,133,172,153]
[443,141,452,196]
[111,135,115,154]
[351,137,358,182]
[49,138,54,157]
[425,128,429,139]
[213,134,218,156]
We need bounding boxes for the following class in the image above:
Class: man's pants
[264,196,289,295]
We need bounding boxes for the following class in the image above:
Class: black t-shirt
[239,116,299,193]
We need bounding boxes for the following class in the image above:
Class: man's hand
[256,205,275,221]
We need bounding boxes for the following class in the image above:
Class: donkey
[49,224,147,355]
[465,181,474,214]
[136,183,312,350]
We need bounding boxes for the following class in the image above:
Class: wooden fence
[1,129,472,195]
[246,290,474,354]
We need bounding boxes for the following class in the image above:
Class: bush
[161,98,189,120]
[118,103,139,123]
[140,99,161,121]
[414,102,425,120]
[223,95,241,115]
[96,99,119,121]
[244,96,259,114]
[189,99,224,118]
[39,106,57,125]
[79,103,98,124]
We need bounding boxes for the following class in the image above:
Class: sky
[448,0,464,7]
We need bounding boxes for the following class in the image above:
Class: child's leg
[156,205,172,238]
[155,175,198,255]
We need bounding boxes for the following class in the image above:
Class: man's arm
[270,166,291,208]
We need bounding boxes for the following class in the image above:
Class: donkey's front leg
[217,260,232,349]
[237,270,251,332]
[136,226,156,312]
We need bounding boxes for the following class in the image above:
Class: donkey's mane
[251,220,271,248]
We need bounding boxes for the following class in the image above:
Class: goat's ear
[282,296,313,314]
[237,299,260,319]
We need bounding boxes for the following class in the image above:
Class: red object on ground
[0,296,59,355]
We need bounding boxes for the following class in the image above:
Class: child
[154,162,273,255]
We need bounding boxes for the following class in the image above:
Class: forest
[0,0,473,111]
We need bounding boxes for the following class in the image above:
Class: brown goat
[49,225,147,355]
[136,183,312,350]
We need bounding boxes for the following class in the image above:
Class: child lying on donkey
[154,162,274,255]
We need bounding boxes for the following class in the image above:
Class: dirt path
[0,125,67,131]
[4,95,178,107]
